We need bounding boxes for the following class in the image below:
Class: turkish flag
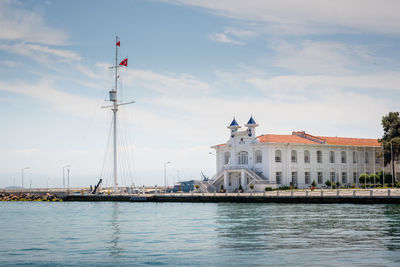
[116,41,120,47]
[119,58,128,66]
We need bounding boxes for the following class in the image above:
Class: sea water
[0,202,399,266]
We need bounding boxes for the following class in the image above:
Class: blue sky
[0,0,399,188]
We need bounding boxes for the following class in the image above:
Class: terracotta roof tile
[257,134,319,144]
[317,136,380,147]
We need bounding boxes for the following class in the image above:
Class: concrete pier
[62,189,400,204]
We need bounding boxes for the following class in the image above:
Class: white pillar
[241,169,246,188]
[223,171,228,190]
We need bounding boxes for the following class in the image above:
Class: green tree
[359,173,369,184]
[325,180,331,187]
[311,180,317,187]
[380,112,400,185]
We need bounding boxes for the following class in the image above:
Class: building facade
[209,116,399,192]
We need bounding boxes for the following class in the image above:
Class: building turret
[245,116,258,137]
[228,117,241,138]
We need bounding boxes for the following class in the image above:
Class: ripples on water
[0,202,399,266]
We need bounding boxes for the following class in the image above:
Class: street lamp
[21,167,30,189]
[67,166,71,195]
[164,161,171,192]
[63,165,70,191]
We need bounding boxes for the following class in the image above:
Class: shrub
[369,174,380,184]
[311,180,317,187]
[359,173,369,184]
[265,187,273,191]
[279,186,291,190]
[194,184,200,189]
[249,184,254,190]
[325,180,332,187]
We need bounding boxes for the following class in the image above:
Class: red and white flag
[116,41,120,47]
[119,58,128,67]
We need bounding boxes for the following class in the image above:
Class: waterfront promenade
[3,188,400,203]
[62,188,400,204]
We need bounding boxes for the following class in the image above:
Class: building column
[241,169,246,188]
[223,170,228,190]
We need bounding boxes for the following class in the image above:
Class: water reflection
[215,203,400,254]
[109,202,122,257]
[383,205,400,251]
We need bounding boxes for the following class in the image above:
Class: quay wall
[63,193,400,204]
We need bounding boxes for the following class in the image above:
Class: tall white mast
[103,36,134,193]
[113,36,119,193]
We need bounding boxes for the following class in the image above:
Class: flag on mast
[119,58,128,67]
[116,41,120,47]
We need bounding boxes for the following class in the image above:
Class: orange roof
[317,136,380,147]
[257,134,318,144]
[256,132,380,147]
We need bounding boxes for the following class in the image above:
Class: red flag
[116,41,120,47]
[119,58,128,67]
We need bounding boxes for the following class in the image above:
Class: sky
[0,0,399,188]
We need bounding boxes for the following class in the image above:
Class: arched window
[304,150,310,163]
[329,151,335,163]
[317,151,322,163]
[275,150,281,163]
[224,152,231,165]
[291,150,297,163]
[341,151,347,164]
[255,150,262,163]
[238,151,248,165]
[365,151,369,164]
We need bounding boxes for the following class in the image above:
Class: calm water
[0,202,400,266]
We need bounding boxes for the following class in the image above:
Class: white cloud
[209,33,244,45]
[246,72,400,92]
[0,1,69,45]
[0,43,82,64]
[124,68,211,96]
[167,0,400,35]
[224,27,257,38]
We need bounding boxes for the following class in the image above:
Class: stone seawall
[63,194,400,204]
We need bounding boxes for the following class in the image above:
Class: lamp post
[164,161,171,192]
[62,165,70,191]
[67,167,71,195]
[21,167,30,189]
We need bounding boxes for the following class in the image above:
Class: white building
[208,116,398,192]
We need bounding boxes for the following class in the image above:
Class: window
[255,150,262,163]
[365,152,369,164]
[276,172,281,184]
[228,173,232,186]
[317,151,322,163]
[291,172,298,186]
[291,150,297,163]
[275,150,281,163]
[341,151,347,164]
[238,151,248,165]
[318,172,323,184]
[330,172,336,183]
[375,153,380,164]
[304,150,310,163]
[224,152,231,165]
[305,172,311,184]
[353,151,357,164]
[329,151,335,163]
[342,172,347,184]
[353,172,357,184]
